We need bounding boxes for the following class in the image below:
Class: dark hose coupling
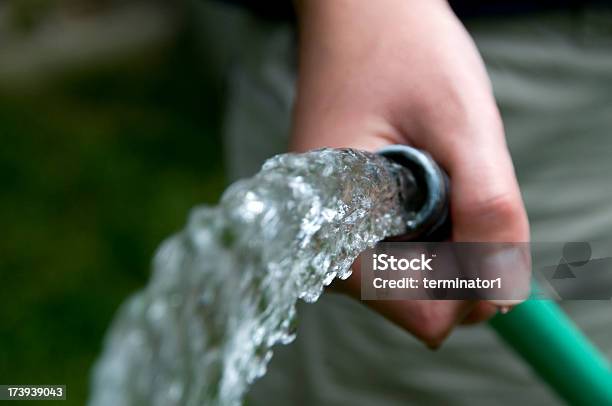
[377,145,451,241]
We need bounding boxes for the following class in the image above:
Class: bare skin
[291,0,530,348]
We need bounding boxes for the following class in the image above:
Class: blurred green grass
[0,33,226,404]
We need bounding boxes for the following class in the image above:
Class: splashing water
[89,148,415,406]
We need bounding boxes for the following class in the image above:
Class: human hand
[291,0,530,348]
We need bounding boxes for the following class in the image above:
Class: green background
[0,11,227,403]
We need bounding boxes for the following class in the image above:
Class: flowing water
[89,148,417,406]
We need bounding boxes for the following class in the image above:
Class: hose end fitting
[377,145,451,241]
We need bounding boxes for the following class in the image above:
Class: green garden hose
[491,299,612,405]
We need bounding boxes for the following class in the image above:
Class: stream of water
[89,148,415,406]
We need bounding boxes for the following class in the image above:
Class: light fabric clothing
[217,7,612,405]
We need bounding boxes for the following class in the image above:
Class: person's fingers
[368,299,475,349]
[446,138,531,306]
[460,302,498,325]
[449,143,528,240]
[333,256,477,349]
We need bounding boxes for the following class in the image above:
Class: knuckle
[458,192,526,227]
[412,304,454,348]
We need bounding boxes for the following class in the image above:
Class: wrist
[295,0,450,62]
